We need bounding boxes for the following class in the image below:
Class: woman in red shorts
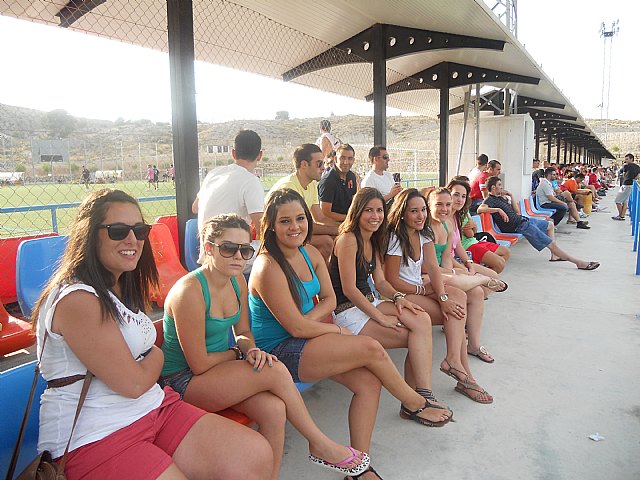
[32,189,272,479]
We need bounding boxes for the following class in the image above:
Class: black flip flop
[549,258,567,262]
[578,261,600,271]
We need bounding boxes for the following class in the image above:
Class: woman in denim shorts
[160,214,369,480]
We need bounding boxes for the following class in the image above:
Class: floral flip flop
[309,446,370,477]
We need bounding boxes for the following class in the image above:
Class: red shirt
[470,171,489,200]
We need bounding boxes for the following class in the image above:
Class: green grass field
[0,174,438,237]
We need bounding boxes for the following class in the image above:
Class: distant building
[31,139,69,163]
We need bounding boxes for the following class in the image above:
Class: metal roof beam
[56,0,106,28]
[283,24,505,82]
[365,62,539,101]
[519,107,577,121]
[516,95,565,110]
[535,119,585,129]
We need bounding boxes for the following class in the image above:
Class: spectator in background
[269,143,339,261]
[469,159,501,215]
[146,164,154,191]
[531,159,544,194]
[81,166,90,191]
[468,154,488,183]
[536,167,590,229]
[153,165,159,191]
[192,129,264,271]
[361,146,402,204]
[479,177,600,270]
[318,143,359,223]
[315,119,341,170]
[612,153,640,221]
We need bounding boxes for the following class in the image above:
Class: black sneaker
[577,222,591,229]
[611,215,625,221]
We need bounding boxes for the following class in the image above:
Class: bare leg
[465,286,490,360]
[168,413,273,480]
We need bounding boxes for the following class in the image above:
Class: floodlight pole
[599,20,619,144]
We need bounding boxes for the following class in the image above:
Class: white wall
[448,113,535,201]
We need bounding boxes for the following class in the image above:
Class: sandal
[578,261,600,271]
[467,345,495,363]
[485,277,508,292]
[399,400,451,427]
[345,465,384,479]
[455,381,493,404]
[309,446,370,477]
[440,358,470,383]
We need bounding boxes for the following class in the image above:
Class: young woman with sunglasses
[250,189,451,480]
[32,189,272,479]
[160,213,369,480]
[427,188,498,365]
[384,189,492,404]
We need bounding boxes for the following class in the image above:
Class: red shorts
[467,241,500,263]
[63,387,206,480]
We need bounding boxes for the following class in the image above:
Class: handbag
[474,231,497,244]
[5,330,93,480]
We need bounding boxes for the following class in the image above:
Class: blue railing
[0,195,176,233]
[629,181,640,274]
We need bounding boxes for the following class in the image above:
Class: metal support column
[535,123,540,160]
[563,139,568,164]
[546,131,552,163]
[555,135,561,164]
[372,24,387,146]
[504,88,510,116]
[439,70,450,186]
[167,0,200,263]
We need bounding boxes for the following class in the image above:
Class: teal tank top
[251,246,320,353]
[161,269,241,376]
[434,222,449,266]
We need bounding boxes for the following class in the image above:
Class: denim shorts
[516,217,552,251]
[159,368,193,399]
[270,337,308,383]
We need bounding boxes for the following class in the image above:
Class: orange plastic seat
[522,198,550,220]
[0,302,35,356]
[0,233,57,305]
[148,223,188,307]
[155,215,180,256]
[479,213,520,245]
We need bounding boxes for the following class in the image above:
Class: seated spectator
[560,172,591,210]
[160,214,368,479]
[361,146,402,204]
[536,167,590,229]
[269,143,339,260]
[468,153,488,183]
[251,189,451,479]
[446,178,510,273]
[318,143,358,223]
[479,177,600,270]
[384,189,493,403]
[33,189,272,479]
[470,159,501,214]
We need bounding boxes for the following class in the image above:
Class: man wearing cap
[361,145,402,203]
[315,119,341,170]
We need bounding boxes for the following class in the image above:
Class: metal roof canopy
[0,0,614,243]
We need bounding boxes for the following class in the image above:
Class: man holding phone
[361,145,402,203]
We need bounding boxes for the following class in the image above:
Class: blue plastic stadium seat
[16,236,68,318]
[471,215,510,248]
[0,362,46,479]
[529,195,555,216]
[184,218,200,272]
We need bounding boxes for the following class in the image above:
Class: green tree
[15,162,26,173]
[610,145,619,152]
[45,109,77,138]
[275,110,289,121]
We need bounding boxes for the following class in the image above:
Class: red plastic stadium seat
[523,198,550,220]
[148,223,188,307]
[0,233,58,305]
[479,213,520,245]
[155,215,180,256]
[0,301,35,356]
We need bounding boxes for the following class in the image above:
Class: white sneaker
[579,212,588,218]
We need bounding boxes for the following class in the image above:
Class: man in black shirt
[318,143,358,223]
[479,176,599,270]
[612,153,640,221]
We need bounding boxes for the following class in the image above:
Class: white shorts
[614,185,632,205]
[334,298,383,335]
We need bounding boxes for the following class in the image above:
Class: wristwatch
[439,293,449,302]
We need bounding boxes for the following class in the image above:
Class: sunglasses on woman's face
[210,242,255,260]
[99,223,152,241]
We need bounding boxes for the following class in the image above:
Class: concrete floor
[278,195,640,480]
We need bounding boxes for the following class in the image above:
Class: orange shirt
[562,178,578,193]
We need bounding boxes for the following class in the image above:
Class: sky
[0,0,637,124]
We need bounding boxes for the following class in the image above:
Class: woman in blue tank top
[251,189,452,480]
[161,214,369,480]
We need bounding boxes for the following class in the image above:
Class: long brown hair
[32,189,159,325]
[445,179,471,230]
[261,188,314,310]
[387,188,433,266]
[338,187,387,269]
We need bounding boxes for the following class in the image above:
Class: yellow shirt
[268,173,319,208]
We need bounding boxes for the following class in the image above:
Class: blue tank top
[251,246,320,353]
[161,269,240,376]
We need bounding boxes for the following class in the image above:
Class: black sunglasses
[99,223,152,241]
[210,242,255,260]
[377,154,390,160]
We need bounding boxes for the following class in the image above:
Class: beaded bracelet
[228,345,244,360]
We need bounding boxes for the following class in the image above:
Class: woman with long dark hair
[160,214,369,480]
[251,188,451,480]
[33,189,272,479]
[384,189,492,404]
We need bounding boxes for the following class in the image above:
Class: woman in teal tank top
[252,189,458,480]
[161,214,369,480]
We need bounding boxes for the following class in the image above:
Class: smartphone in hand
[393,173,401,183]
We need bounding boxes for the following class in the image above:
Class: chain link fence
[1,0,459,306]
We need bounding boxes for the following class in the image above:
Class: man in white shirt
[468,154,488,183]
[315,119,341,170]
[535,167,588,229]
[192,129,264,269]
[360,146,402,203]
[268,143,339,260]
